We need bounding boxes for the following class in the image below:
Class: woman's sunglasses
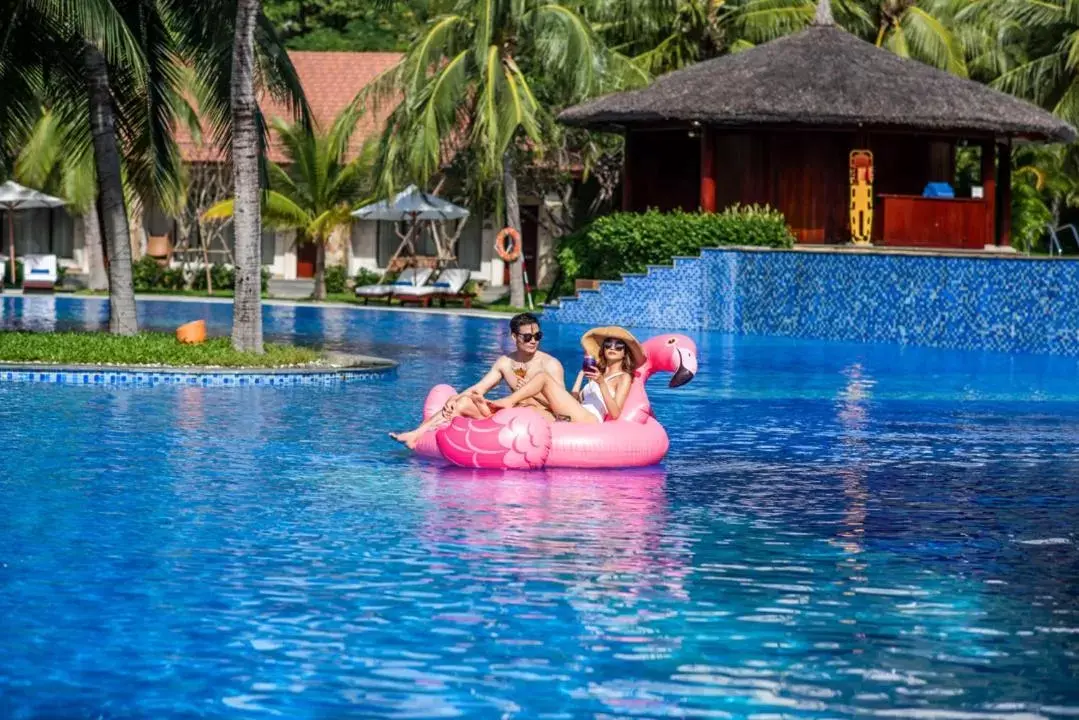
[603,338,626,350]
[516,331,543,343]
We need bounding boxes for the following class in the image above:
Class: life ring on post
[495,227,522,263]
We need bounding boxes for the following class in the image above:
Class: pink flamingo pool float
[411,334,698,469]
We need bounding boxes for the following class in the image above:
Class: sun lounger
[355,267,433,304]
[433,268,474,308]
[21,254,58,293]
[392,268,473,308]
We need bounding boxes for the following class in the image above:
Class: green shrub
[554,205,794,295]
[324,264,348,294]
[353,267,382,287]
[161,266,186,290]
[129,258,269,293]
[3,259,23,288]
[132,255,163,291]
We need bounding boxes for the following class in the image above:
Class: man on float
[389,312,566,448]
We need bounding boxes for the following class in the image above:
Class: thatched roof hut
[560,0,1076,248]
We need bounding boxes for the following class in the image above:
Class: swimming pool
[1,295,1078,718]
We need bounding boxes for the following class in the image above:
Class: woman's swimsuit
[579,372,627,422]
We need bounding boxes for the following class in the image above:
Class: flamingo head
[639,334,698,388]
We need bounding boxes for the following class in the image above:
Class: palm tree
[229,0,265,352]
[596,0,963,76]
[868,0,966,75]
[1,0,307,342]
[367,0,630,308]
[987,0,1079,127]
[0,0,147,332]
[204,106,375,301]
[12,111,108,290]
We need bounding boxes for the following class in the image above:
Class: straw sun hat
[581,326,646,367]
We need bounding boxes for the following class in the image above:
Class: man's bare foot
[468,391,493,418]
[389,431,421,450]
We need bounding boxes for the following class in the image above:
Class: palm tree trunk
[84,201,109,291]
[503,152,525,309]
[313,241,326,301]
[230,0,264,353]
[85,43,138,335]
[875,22,888,47]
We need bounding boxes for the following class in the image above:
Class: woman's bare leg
[390,394,488,448]
[489,373,598,423]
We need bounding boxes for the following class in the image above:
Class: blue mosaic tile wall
[545,248,1079,357]
[0,366,396,386]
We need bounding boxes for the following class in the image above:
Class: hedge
[133,256,269,293]
[554,205,794,296]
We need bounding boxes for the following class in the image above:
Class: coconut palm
[868,0,966,75]
[228,0,266,352]
[204,106,375,301]
[596,0,963,76]
[12,110,108,290]
[986,0,1079,127]
[0,0,307,343]
[0,0,147,332]
[366,0,635,308]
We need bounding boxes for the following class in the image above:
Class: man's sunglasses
[517,331,543,343]
[603,338,626,350]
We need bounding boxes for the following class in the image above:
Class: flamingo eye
[666,338,678,345]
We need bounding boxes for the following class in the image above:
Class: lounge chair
[22,254,58,293]
[355,267,433,304]
[433,268,475,308]
[393,268,472,308]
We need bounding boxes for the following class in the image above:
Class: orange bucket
[176,319,206,344]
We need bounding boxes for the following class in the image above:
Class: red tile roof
[176,51,402,164]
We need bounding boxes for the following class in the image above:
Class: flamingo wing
[435,408,552,469]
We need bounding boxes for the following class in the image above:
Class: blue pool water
[1,295,1078,719]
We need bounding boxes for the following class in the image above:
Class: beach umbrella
[0,181,66,284]
[351,184,469,222]
[352,185,469,281]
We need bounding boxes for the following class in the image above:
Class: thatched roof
[560,12,1075,142]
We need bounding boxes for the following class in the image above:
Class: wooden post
[700,126,717,213]
[981,139,996,248]
[999,138,1012,247]
[621,131,633,212]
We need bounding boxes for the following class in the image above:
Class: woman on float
[487,327,644,423]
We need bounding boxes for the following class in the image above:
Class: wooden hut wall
[624,130,700,212]
[710,130,956,244]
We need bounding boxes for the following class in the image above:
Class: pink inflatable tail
[436,408,553,470]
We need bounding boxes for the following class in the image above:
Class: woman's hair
[597,338,638,375]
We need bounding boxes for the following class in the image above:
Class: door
[503,206,539,286]
[296,240,316,278]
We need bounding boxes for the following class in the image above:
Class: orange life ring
[495,227,522,263]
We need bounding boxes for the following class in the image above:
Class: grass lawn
[0,331,319,368]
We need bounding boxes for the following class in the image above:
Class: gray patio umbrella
[352,185,469,281]
[351,184,469,222]
[0,181,66,284]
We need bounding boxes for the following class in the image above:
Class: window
[376,221,400,267]
[261,229,276,266]
[0,208,75,259]
[455,216,482,271]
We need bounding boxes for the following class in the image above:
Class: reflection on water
[0,297,1077,717]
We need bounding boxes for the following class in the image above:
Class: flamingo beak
[669,347,697,388]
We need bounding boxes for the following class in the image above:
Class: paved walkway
[11,290,518,322]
